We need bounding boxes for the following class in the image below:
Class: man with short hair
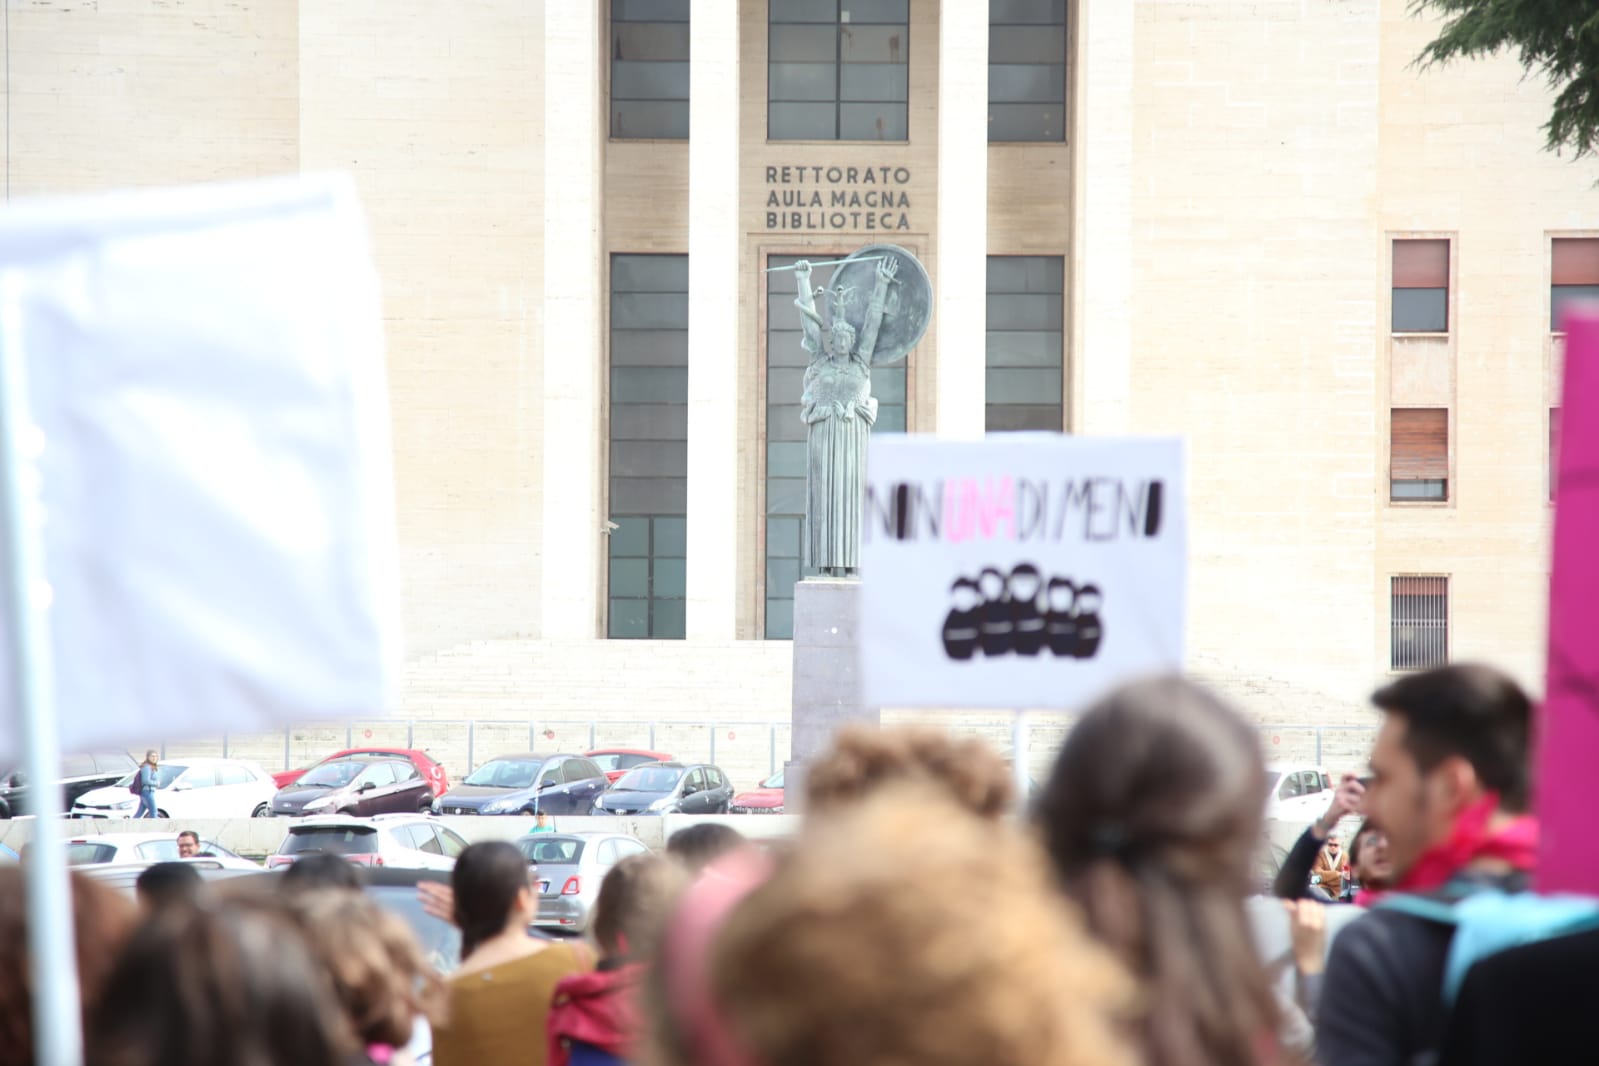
[1316,663,1536,1066]
[175,830,201,858]
[529,811,555,834]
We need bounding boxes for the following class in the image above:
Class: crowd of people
[1,662,1591,1066]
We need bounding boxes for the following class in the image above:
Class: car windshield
[367,884,462,975]
[516,837,585,866]
[116,765,186,790]
[760,769,784,789]
[462,759,544,789]
[299,762,364,788]
[281,827,379,855]
[613,766,683,792]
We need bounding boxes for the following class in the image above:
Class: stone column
[1071,0,1134,433]
[685,0,740,639]
[540,4,604,638]
[934,0,989,439]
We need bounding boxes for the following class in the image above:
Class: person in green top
[528,811,555,834]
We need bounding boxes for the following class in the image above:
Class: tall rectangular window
[611,0,690,139]
[1391,576,1448,671]
[608,254,688,639]
[768,0,909,142]
[986,256,1065,430]
[988,0,1067,142]
[1390,408,1448,502]
[1392,239,1449,333]
[1551,238,1599,331]
[764,254,907,638]
[1551,406,1561,503]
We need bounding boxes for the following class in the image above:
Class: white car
[1265,762,1333,823]
[267,814,468,872]
[63,831,259,870]
[70,757,278,820]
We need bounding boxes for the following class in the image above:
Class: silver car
[515,832,649,934]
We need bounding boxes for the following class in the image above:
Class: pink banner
[1539,307,1599,893]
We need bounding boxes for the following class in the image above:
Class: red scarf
[1389,793,1538,895]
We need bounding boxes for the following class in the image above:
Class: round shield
[825,243,932,366]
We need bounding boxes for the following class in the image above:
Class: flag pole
[0,271,84,1066]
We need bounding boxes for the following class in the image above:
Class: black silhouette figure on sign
[942,577,983,661]
[943,565,1104,662]
[1009,564,1046,656]
[976,568,1012,657]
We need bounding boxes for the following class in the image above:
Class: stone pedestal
[786,577,878,812]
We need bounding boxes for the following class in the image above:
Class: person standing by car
[176,830,202,858]
[135,751,160,819]
[530,811,555,834]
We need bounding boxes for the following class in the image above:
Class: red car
[730,769,785,814]
[273,748,449,797]
[585,748,675,784]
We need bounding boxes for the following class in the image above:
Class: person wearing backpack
[133,750,160,819]
[1316,664,1538,1066]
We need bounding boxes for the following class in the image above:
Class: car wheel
[156,809,170,820]
[251,803,270,818]
[520,809,535,817]
[0,798,10,819]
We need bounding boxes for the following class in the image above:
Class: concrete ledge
[1,813,802,860]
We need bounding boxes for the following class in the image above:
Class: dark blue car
[431,753,608,816]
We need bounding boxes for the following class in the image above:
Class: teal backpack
[1376,886,1599,1006]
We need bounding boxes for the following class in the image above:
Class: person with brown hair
[86,896,354,1066]
[803,722,1014,819]
[283,888,444,1066]
[646,784,1135,1066]
[1036,674,1289,1066]
[0,867,139,1066]
[548,853,687,1066]
[432,841,592,1066]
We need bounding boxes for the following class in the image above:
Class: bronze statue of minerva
[788,244,930,578]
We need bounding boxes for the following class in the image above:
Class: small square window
[1551,238,1599,331]
[1390,408,1448,502]
[1392,240,1449,333]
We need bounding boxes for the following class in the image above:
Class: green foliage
[1411,0,1599,157]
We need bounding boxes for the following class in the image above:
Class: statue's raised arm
[855,256,899,365]
[793,260,825,359]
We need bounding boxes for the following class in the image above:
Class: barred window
[1390,576,1448,671]
[608,254,688,639]
[611,0,690,139]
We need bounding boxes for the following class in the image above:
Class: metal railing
[159,718,1378,794]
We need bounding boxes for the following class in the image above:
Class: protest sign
[859,435,1186,708]
[1539,308,1599,894]
[0,174,399,762]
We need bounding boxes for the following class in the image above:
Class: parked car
[271,757,433,818]
[515,831,650,933]
[592,762,734,816]
[730,769,785,814]
[267,814,468,871]
[585,748,675,784]
[70,758,278,820]
[432,753,609,816]
[1,751,139,818]
[62,832,257,869]
[1265,763,1333,824]
[272,747,449,795]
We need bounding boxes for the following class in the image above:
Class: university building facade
[2,0,1591,736]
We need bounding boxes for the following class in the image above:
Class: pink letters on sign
[1539,308,1599,894]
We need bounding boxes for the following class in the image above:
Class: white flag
[0,174,399,761]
